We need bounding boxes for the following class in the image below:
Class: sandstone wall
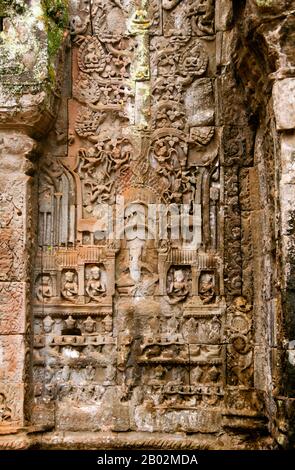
[0,0,294,449]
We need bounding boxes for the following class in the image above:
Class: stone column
[273,78,295,446]
[0,0,67,443]
[0,131,36,431]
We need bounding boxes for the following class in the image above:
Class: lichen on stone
[255,0,273,7]
[0,0,27,16]
[0,0,65,116]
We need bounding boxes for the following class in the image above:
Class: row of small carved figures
[34,385,224,408]
[35,269,216,304]
[140,343,222,361]
[34,335,115,348]
[163,384,224,396]
[35,267,107,303]
[34,333,221,349]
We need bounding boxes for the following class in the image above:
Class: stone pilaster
[272,78,295,446]
[0,0,66,440]
[0,131,36,431]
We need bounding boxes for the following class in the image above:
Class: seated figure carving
[86,266,106,302]
[168,268,189,304]
[199,274,215,304]
[61,271,78,302]
[36,275,52,303]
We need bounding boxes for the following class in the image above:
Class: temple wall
[0,0,294,449]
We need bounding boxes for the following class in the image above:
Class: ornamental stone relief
[30,0,254,435]
[1,0,294,451]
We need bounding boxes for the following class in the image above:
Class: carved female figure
[36,275,52,303]
[61,271,78,302]
[168,268,189,303]
[199,273,215,304]
[0,393,11,422]
[86,266,106,302]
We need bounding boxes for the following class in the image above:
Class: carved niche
[31,0,256,435]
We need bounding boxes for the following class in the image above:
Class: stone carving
[85,265,107,302]
[0,393,11,423]
[167,267,190,303]
[78,36,133,79]
[199,273,215,304]
[0,186,24,281]
[38,157,76,246]
[84,316,97,334]
[224,166,242,297]
[227,297,254,387]
[0,0,293,451]
[43,316,54,334]
[10,0,282,448]
[190,126,214,149]
[36,275,53,303]
[163,0,215,37]
[61,271,78,302]
[0,230,13,278]
[0,283,25,335]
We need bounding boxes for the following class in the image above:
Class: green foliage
[41,0,69,58]
[42,0,69,28]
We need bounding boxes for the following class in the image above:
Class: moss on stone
[0,0,26,16]
[40,0,69,86]
[255,0,273,7]
[41,0,68,60]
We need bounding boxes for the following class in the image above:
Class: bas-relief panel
[31,0,256,433]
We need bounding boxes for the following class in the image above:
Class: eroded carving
[36,275,53,303]
[85,265,107,302]
[26,0,265,441]
[0,393,12,423]
[167,266,190,303]
[61,271,78,302]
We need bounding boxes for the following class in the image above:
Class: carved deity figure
[158,238,171,254]
[61,271,78,302]
[183,317,198,341]
[43,315,54,334]
[118,239,158,296]
[199,273,215,304]
[84,316,96,334]
[36,275,53,303]
[149,365,166,385]
[206,317,221,342]
[104,365,116,385]
[191,365,203,383]
[206,365,220,383]
[168,268,189,303]
[0,393,11,422]
[86,266,106,302]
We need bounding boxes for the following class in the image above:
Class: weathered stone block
[56,403,102,432]
[215,0,233,31]
[273,79,295,130]
[0,383,25,428]
[30,403,55,429]
[133,407,221,433]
